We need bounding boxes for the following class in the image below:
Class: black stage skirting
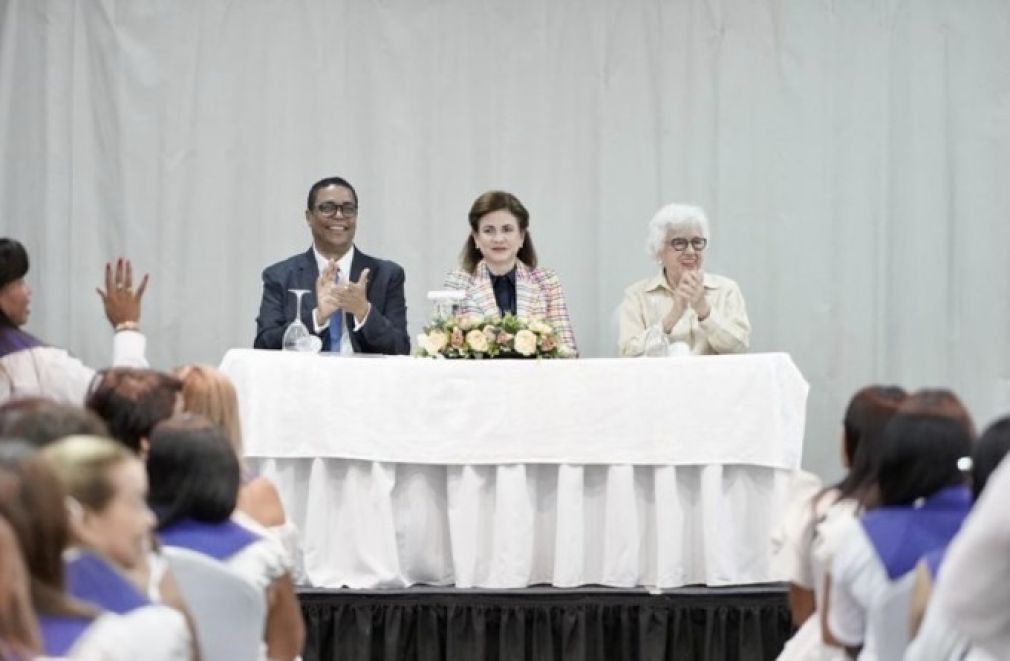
[299,584,792,661]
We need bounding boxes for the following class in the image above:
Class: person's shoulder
[354,249,405,276]
[443,267,473,286]
[528,265,561,285]
[622,274,658,297]
[703,272,741,290]
[262,249,311,276]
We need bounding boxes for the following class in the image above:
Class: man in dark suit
[254,176,410,354]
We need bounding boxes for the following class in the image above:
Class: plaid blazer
[443,260,578,354]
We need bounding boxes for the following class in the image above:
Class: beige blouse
[618,271,750,356]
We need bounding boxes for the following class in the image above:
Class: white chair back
[163,546,267,661]
[869,571,917,660]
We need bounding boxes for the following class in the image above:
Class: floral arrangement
[416,314,574,359]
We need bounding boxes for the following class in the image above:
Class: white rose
[466,328,489,353]
[458,315,483,331]
[528,319,554,335]
[514,329,537,356]
[419,330,448,355]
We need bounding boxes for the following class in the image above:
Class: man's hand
[96,258,149,328]
[333,268,371,323]
[315,260,342,324]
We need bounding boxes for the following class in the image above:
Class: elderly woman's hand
[680,271,711,320]
[96,258,149,328]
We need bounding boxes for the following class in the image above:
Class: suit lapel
[473,263,502,320]
[515,262,540,319]
[346,247,374,352]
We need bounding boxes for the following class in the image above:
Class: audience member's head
[85,368,182,454]
[147,414,241,530]
[0,513,40,657]
[971,416,1010,500]
[0,442,92,621]
[42,435,155,572]
[834,385,908,505]
[174,364,244,457]
[0,397,52,434]
[0,399,108,448]
[876,389,975,507]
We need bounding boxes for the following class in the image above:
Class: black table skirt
[299,584,792,661]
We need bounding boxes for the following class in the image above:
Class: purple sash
[0,325,41,358]
[861,485,971,580]
[65,550,149,614]
[158,518,260,561]
[37,614,92,656]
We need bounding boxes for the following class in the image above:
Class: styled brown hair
[174,364,244,458]
[0,513,40,656]
[460,191,538,274]
[85,368,182,453]
[0,443,94,619]
[0,399,109,449]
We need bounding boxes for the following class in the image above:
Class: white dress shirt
[311,245,370,355]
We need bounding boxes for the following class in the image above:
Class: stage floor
[298,583,792,660]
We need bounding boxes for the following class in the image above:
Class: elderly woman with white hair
[618,204,750,356]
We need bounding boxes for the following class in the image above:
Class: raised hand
[333,268,371,323]
[96,257,149,328]
[315,259,342,323]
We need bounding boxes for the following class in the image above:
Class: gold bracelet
[114,321,140,333]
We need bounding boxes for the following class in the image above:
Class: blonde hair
[174,364,244,458]
[41,435,134,512]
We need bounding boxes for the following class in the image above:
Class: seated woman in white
[618,204,749,356]
[826,390,976,660]
[904,416,1010,661]
[0,440,191,660]
[147,414,305,660]
[174,364,302,580]
[0,238,149,404]
[774,385,907,661]
[443,190,578,355]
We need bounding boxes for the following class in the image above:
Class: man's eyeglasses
[669,237,708,252]
[315,202,358,218]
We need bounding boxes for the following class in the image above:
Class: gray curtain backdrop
[2,0,1008,481]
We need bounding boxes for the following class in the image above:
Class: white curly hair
[646,203,711,259]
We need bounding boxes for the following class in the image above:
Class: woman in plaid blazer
[442,191,578,355]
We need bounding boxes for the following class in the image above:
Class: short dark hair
[461,191,538,273]
[85,368,182,453]
[307,176,358,211]
[833,385,907,505]
[876,389,975,507]
[0,400,109,448]
[971,416,1010,499]
[147,414,240,529]
[0,238,29,291]
[0,239,30,330]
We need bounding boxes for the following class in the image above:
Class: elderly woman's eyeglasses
[669,237,707,252]
[315,202,358,218]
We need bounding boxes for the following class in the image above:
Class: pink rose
[451,327,465,348]
[497,331,514,346]
[540,335,557,352]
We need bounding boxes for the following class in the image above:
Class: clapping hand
[315,260,342,322]
[316,262,371,325]
[96,258,149,328]
[334,268,371,323]
[677,271,710,320]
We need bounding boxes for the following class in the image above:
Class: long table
[220,350,808,589]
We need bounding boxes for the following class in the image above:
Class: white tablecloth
[220,350,809,589]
